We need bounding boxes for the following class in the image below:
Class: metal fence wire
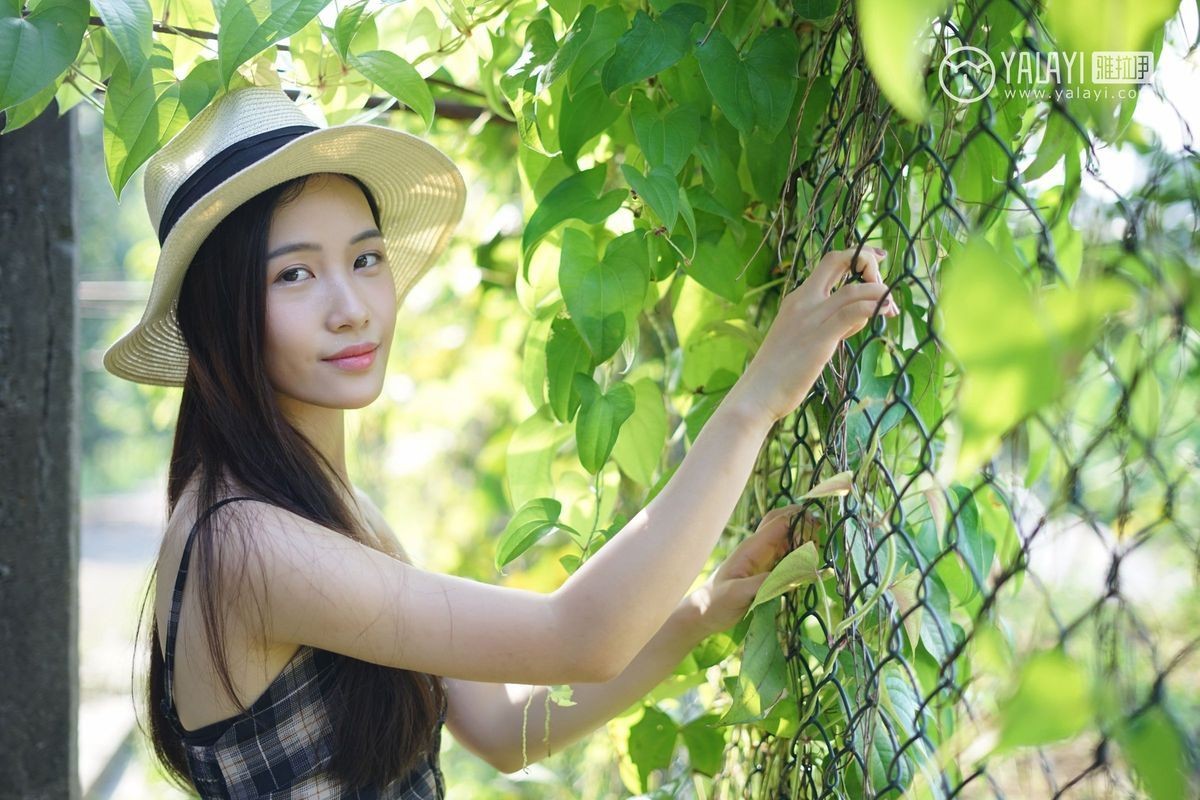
[705,1,1200,797]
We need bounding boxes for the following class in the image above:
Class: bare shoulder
[352,486,412,563]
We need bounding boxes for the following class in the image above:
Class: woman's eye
[355,251,384,270]
[278,266,312,283]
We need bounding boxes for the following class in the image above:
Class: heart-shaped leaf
[694,27,800,137]
[620,163,679,230]
[559,228,649,363]
[748,540,835,613]
[573,376,637,473]
[495,497,568,571]
[522,165,627,277]
[0,0,88,110]
[599,4,706,94]
[546,315,595,422]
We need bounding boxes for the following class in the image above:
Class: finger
[758,503,805,527]
[830,298,895,339]
[742,507,804,566]
[850,245,887,284]
[826,281,894,317]
[809,249,864,297]
[819,247,889,295]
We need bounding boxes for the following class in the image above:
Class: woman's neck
[274,393,350,486]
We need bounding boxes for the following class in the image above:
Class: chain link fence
[708,1,1199,797]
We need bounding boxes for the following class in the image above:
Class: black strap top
[160,496,447,798]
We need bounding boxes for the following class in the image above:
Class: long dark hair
[132,172,446,794]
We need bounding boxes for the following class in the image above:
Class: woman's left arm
[354,488,812,774]
[485,592,708,773]
[484,502,816,773]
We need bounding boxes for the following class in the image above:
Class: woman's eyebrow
[267,228,383,260]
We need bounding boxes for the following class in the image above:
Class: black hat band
[157,124,319,245]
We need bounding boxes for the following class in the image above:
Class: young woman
[110,87,896,798]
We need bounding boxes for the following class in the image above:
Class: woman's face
[263,173,396,410]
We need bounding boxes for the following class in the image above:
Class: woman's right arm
[229,247,893,687]
[552,247,895,677]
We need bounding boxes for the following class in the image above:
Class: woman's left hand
[686,505,823,638]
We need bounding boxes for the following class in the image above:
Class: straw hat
[103,85,467,386]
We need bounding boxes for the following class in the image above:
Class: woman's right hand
[731,246,898,426]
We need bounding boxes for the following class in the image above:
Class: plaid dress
[160,496,448,799]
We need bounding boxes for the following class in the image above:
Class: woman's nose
[328,277,370,329]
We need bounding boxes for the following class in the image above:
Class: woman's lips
[322,346,377,371]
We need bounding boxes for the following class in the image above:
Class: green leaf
[745,75,830,202]
[1023,112,1079,181]
[86,25,126,82]
[938,235,1134,480]
[855,0,950,123]
[559,229,649,363]
[330,0,370,61]
[495,497,566,571]
[546,315,595,422]
[1050,215,1083,284]
[1044,0,1179,140]
[0,0,88,110]
[690,629,738,669]
[500,17,556,100]
[547,683,576,706]
[522,165,627,277]
[801,470,859,501]
[348,50,434,132]
[687,226,765,302]
[215,0,325,89]
[611,378,668,485]
[1114,329,1161,439]
[681,341,745,393]
[1115,706,1191,800]
[845,338,907,467]
[916,569,954,666]
[505,404,573,509]
[93,0,153,77]
[538,4,595,92]
[573,376,637,473]
[887,567,924,657]
[177,59,224,116]
[867,714,914,792]
[522,307,556,408]
[599,4,707,94]
[976,483,1021,574]
[719,603,788,724]
[558,82,624,168]
[947,484,994,594]
[630,92,701,175]
[680,714,725,776]
[748,540,835,613]
[794,0,839,20]
[621,163,679,230]
[996,648,1095,751]
[626,705,678,790]
[0,76,58,134]
[102,41,190,199]
[566,5,629,92]
[694,27,800,137]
